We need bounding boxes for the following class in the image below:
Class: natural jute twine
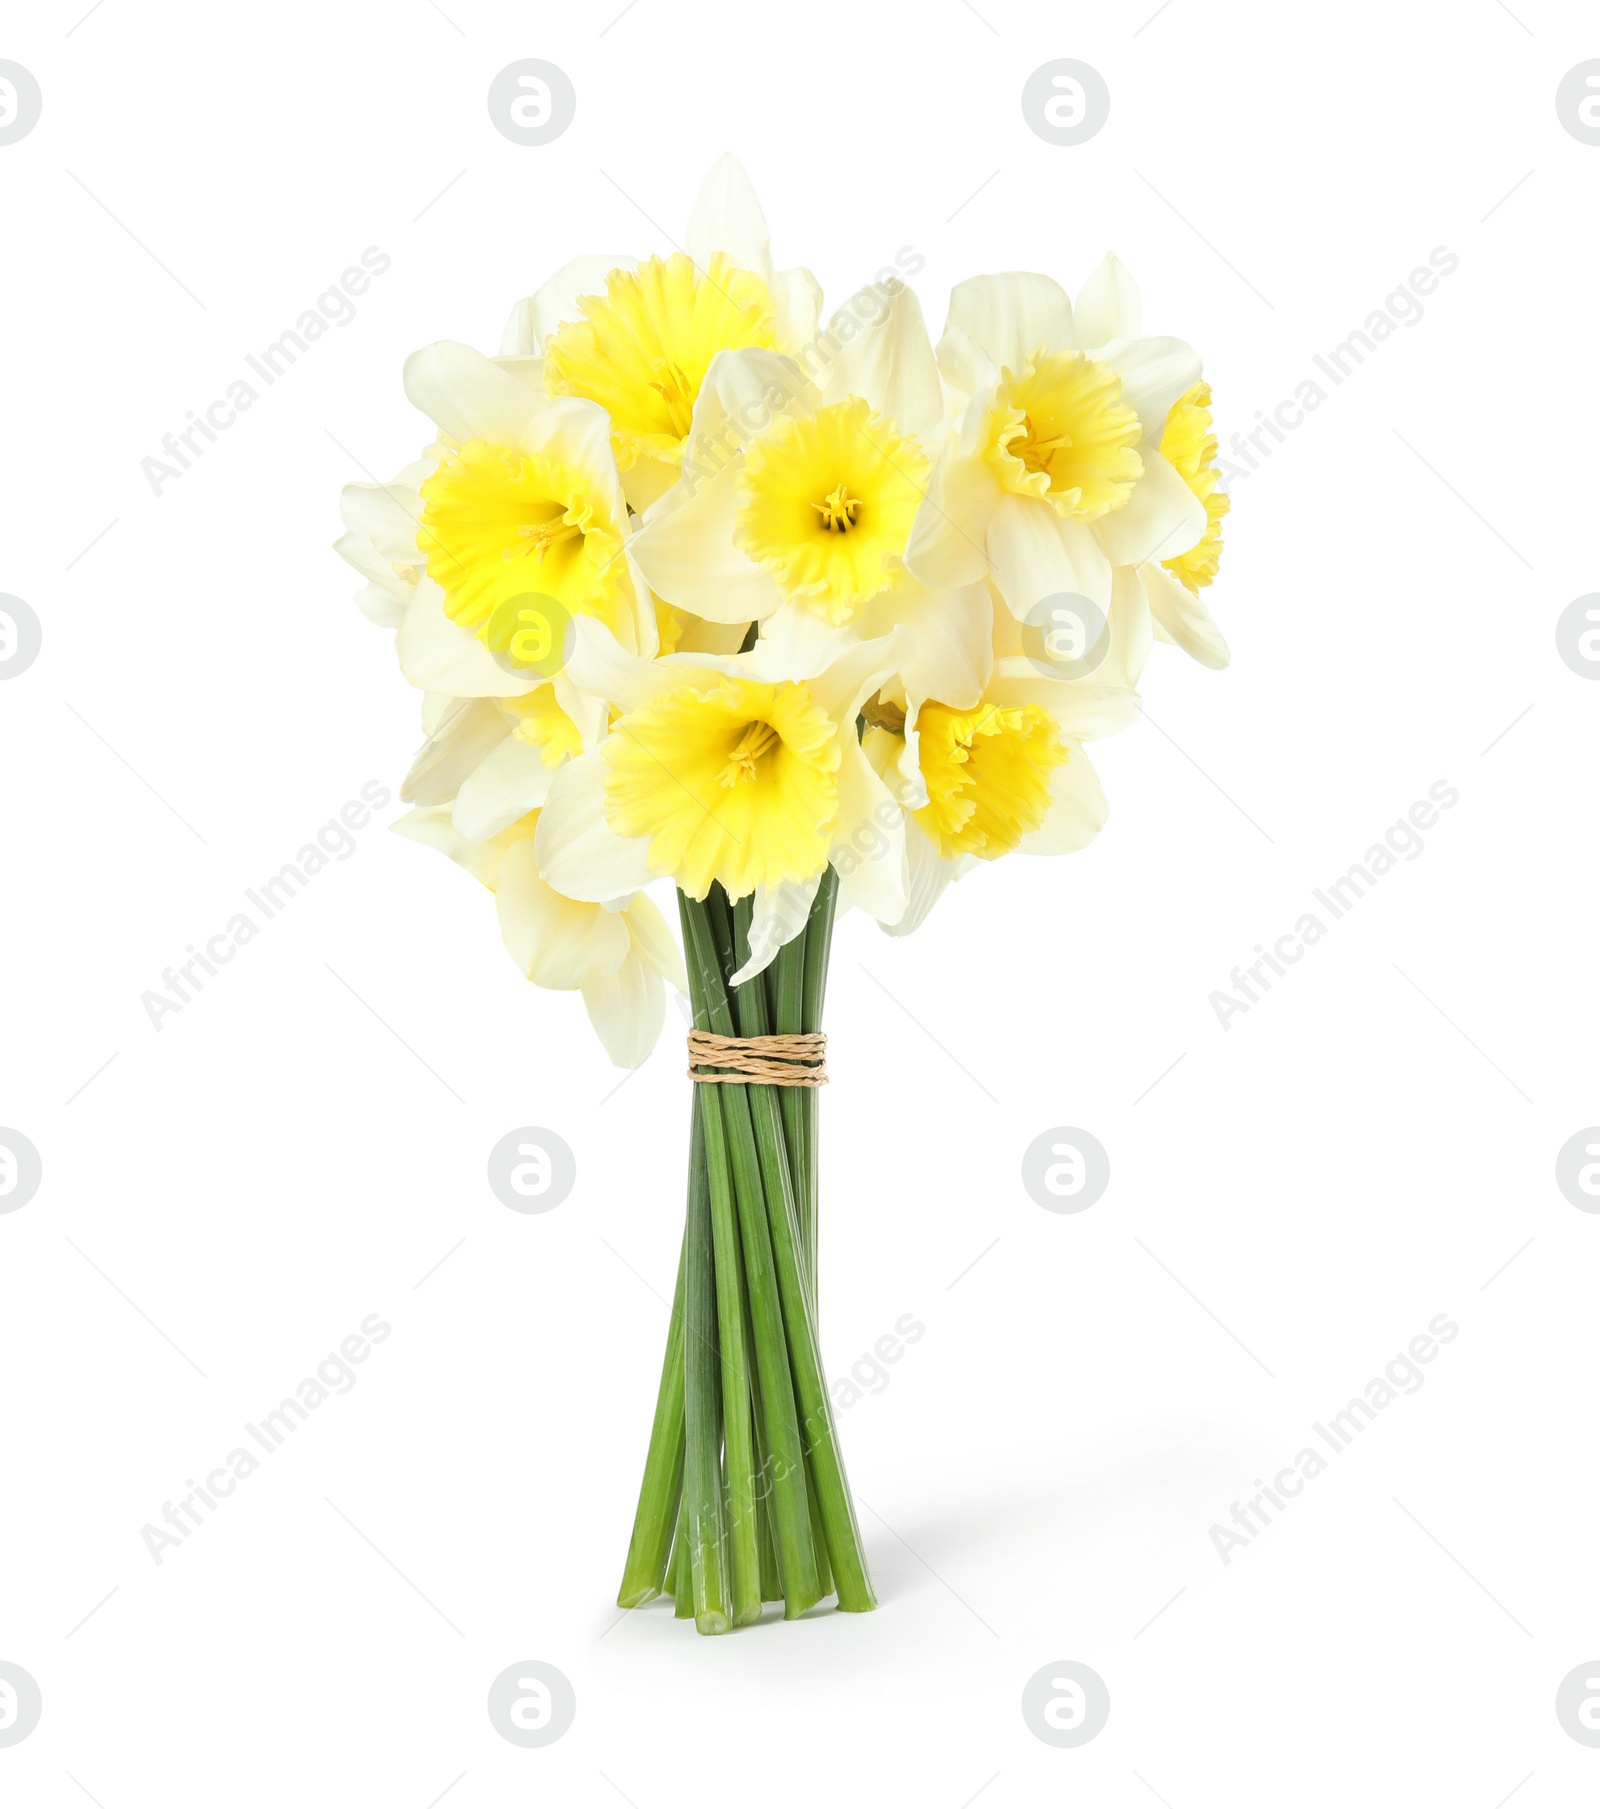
[687,1029,828,1087]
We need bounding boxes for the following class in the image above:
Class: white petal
[499,254,635,355]
[987,493,1112,621]
[390,804,463,858]
[741,603,847,682]
[1091,449,1207,568]
[340,481,425,561]
[335,532,409,602]
[622,891,688,993]
[864,718,925,809]
[453,734,557,839]
[526,394,628,520]
[403,340,545,446]
[396,581,540,698]
[402,699,509,805]
[945,272,1074,372]
[535,749,653,901]
[629,459,779,623]
[729,877,819,986]
[493,353,544,391]
[554,667,609,750]
[1140,560,1231,669]
[831,742,907,926]
[1113,336,1203,441]
[1073,254,1143,349]
[620,455,680,515]
[582,946,667,1069]
[495,841,629,988]
[564,616,720,712]
[1020,740,1108,855]
[685,154,774,279]
[767,617,904,723]
[823,282,943,437]
[769,265,824,352]
[354,583,409,629]
[883,578,993,708]
[903,407,1003,588]
[1106,560,1154,689]
[884,815,966,937]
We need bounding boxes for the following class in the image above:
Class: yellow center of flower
[986,349,1143,521]
[417,440,625,669]
[1158,380,1230,591]
[543,252,778,471]
[914,700,1067,860]
[603,677,840,900]
[734,398,930,622]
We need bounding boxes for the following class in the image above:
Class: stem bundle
[615,868,874,1632]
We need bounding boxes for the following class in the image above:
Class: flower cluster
[337,157,1230,1066]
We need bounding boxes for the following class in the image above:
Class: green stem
[697,1073,763,1625]
[672,1491,692,1617]
[740,1258,784,1602]
[771,916,812,1280]
[683,1089,731,1635]
[615,1226,688,1607]
[738,897,836,1606]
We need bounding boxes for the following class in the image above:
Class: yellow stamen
[811,485,864,533]
[645,359,698,438]
[519,516,583,557]
[717,719,780,786]
[1014,424,1074,472]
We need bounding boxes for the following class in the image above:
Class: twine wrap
[687,1029,828,1087]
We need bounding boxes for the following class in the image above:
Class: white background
[2,0,1597,1802]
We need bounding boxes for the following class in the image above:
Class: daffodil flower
[1140,378,1231,668]
[337,337,658,710]
[863,645,1139,935]
[498,156,823,513]
[392,802,686,1069]
[904,257,1216,663]
[535,610,908,979]
[394,678,599,857]
[630,282,993,708]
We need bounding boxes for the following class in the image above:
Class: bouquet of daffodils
[337,157,1229,1633]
